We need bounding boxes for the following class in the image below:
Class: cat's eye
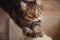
[36,5,42,15]
[37,7,42,14]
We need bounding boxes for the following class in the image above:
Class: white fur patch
[33,33,52,40]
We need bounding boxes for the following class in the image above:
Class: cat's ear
[25,0,35,1]
[20,1,27,11]
[36,0,42,5]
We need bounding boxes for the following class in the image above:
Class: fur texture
[0,0,43,37]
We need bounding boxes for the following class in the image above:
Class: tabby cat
[0,0,43,37]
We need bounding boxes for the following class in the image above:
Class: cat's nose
[33,13,39,18]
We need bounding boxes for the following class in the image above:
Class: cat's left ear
[20,1,27,11]
[36,0,42,5]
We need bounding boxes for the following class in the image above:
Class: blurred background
[41,0,60,40]
[0,0,60,40]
